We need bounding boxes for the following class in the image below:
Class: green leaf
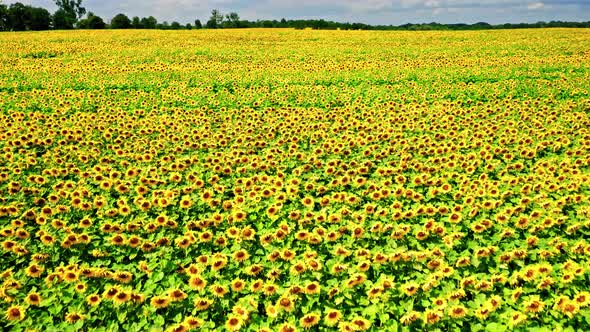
[74,320,85,330]
[153,271,165,282]
[153,315,165,327]
[387,318,397,331]
[117,310,127,322]
[485,322,506,332]
[363,304,379,318]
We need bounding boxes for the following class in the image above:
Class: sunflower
[225,315,243,331]
[233,249,250,263]
[25,263,44,278]
[487,295,502,311]
[113,290,131,305]
[263,283,278,296]
[232,210,247,222]
[150,296,170,309]
[114,271,133,283]
[250,279,264,292]
[188,275,207,291]
[448,212,462,224]
[2,240,16,251]
[324,308,342,326]
[131,293,145,304]
[574,291,590,307]
[110,234,126,246]
[168,323,189,332]
[74,282,87,293]
[301,196,315,209]
[401,281,420,296]
[241,226,256,240]
[523,297,545,313]
[201,190,214,201]
[5,305,25,321]
[290,262,306,275]
[128,236,142,248]
[448,305,468,319]
[304,281,320,295]
[41,234,55,246]
[474,305,491,320]
[510,287,523,302]
[562,272,575,284]
[183,316,203,329]
[210,284,228,298]
[179,196,193,209]
[232,305,250,319]
[26,292,42,306]
[300,313,320,329]
[199,231,213,242]
[295,230,309,241]
[194,297,213,311]
[277,296,295,312]
[266,205,279,218]
[424,309,442,325]
[65,311,84,323]
[86,294,102,306]
[281,249,296,261]
[45,272,62,285]
[211,258,227,271]
[351,317,371,331]
[230,279,246,292]
[559,301,580,318]
[62,271,79,283]
[168,289,187,302]
[266,304,279,318]
[507,311,527,328]
[175,236,191,249]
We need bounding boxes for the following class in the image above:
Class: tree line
[1,1,589,32]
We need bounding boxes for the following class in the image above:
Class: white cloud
[527,1,545,10]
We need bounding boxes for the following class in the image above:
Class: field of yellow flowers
[0,28,589,331]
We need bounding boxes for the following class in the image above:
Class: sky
[3,0,590,25]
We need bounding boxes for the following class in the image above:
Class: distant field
[0,29,590,331]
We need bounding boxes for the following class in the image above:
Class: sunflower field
[0,28,589,331]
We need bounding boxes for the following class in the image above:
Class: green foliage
[140,16,158,29]
[110,13,131,29]
[194,19,202,29]
[52,8,74,29]
[52,0,85,29]
[206,9,223,29]
[4,2,50,31]
[77,12,105,29]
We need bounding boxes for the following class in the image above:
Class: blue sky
[4,0,590,25]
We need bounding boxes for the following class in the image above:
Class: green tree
[157,21,169,29]
[194,19,202,29]
[110,13,131,29]
[170,21,181,30]
[131,16,142,28]
[0,4,7,31]
[29,7,51,30]
[8,2,30,31]
[52,9,70,29]
[53,0,85,28]
[78,12,105,29]
[206,9,223,28]
[225,12,240,28]
[140,16,157,29]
